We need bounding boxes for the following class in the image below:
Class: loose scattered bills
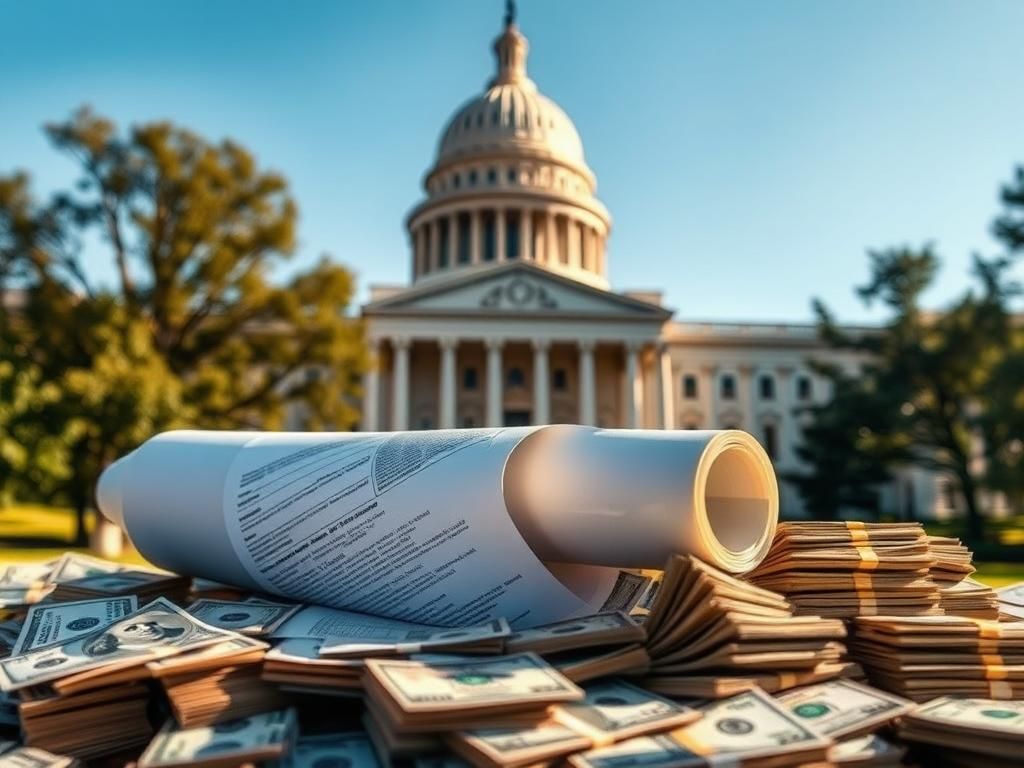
[0,536,1019,766]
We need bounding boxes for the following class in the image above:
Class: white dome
[437,82,587,172]
[431,21,592,180]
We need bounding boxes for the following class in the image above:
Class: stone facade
[360,12,953,520]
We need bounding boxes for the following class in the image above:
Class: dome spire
[491,0,531,88]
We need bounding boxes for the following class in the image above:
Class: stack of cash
[502,612,650,683]
[776,678,912,766]
[996,581,1024,621]
[148,637,290,727]
[0,553,126,616]
[898,697,1024,767]
[0,746,79,767]
[568,687,832,768]
[446,679,700,768]
[49,570,191,606]
[927,536,999,619]
[262,639,365,693]
[362,654,584,749]
[747,522,942,618]
[639,555,851,698]
[850,615,1024,701]
[136,709,298,768]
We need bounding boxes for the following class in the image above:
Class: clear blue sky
[2,0,1022,322]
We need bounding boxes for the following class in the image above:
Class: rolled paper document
[97,426,777,628]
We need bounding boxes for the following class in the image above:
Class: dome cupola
[406,1,612,289]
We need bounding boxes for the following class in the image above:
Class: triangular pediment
[363,262,671,320]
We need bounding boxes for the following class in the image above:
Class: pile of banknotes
[0,543,1022,767]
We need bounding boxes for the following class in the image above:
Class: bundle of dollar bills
[0,540,1019,767]
[926,535,1000,619]
[747,522,943,618]
[850,614,1024,701]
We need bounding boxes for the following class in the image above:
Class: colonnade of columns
[363,337,674,432]
[411,207,606,280]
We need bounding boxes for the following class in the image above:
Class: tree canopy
[0,107,367,542]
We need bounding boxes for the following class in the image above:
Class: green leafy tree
[1,108,366,542]
[792,227,1020,539]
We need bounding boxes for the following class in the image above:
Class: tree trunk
[959,470,985,543]
[72,498,89,547]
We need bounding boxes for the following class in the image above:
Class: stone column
[362,338,380,431]
[568,219,581,270]
[495,209,507,262]
[738,365,755,433]
[546,212,558,264]
[776,366,795,467]
[438,337,457,429]
[578,340,597,426]
[700,364,718,429]
[447,214,458,267]
[429,220,440,272]
[520,209,532,261]
[391,337,410,431]
[624,342,643,428]
[470,210,482,265]
[656,342,675,429]
[532,338,550,424]
[485,338,504,427]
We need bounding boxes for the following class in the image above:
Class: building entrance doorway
[503,410,531,427]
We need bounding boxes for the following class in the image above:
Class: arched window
[487,167,497,185]
[797,375,813,401]
[720,374,736,400]
[468,169,478,186]
[507,367,525,389]
[507,167,517,184]
[453,173,461,189]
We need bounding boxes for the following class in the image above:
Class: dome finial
[504,0,516,28]
[491,0,530,87]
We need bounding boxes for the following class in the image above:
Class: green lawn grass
[0,503,148,566]
[1,504,1023,587]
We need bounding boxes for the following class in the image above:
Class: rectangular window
[763,424,778,460]
[720,374,736,400]
[462,367,478,390]
[483,212,496,261]
[506,211,520,259]
[553,368,568,392]
[683,374,698,399]
[759,374,775,400]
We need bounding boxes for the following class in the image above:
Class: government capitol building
[356,10,949,520]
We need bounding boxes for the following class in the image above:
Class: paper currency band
[856,548,881,570]
[989,680,1013,698]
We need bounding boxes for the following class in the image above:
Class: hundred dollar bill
[777,678,914,739]
[554,679,700,741]
[186,599,300,637]
[569,688,831,768]
[366,652,584,714]
[12,596,138,654]
[45,553,121,584]
[0,563,53,586]
[0,597,235,692]
[284,732,380,768]
[904,696,1024,735]
[139,709,298,768]
[0,747,77,768]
